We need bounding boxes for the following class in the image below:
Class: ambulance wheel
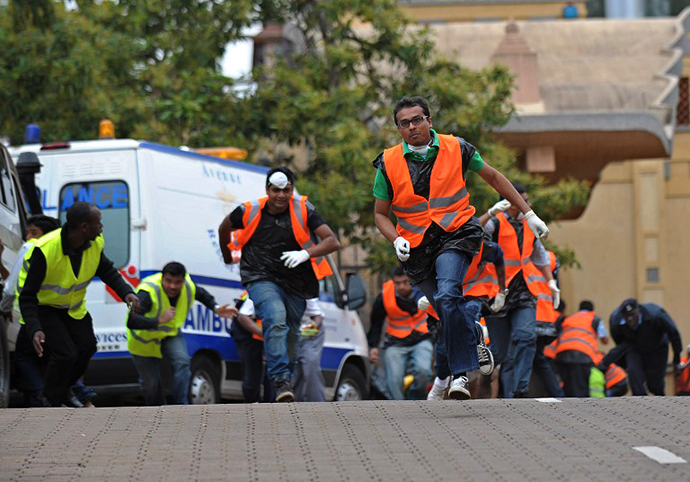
[0,319,9,408]
[335,364,368,401]
[189,356,220,405]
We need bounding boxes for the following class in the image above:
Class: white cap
[268,171,289,189]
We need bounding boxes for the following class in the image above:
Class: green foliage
[1,0,591,277]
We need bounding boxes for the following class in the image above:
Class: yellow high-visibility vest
[127,273,196,358]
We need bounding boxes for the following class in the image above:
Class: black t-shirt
[228,201,326,299]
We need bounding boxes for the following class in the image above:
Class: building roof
[429,10,690,161]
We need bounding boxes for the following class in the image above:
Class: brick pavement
[1,397,690,481]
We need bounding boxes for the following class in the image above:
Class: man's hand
[280,250,310,268]
[393,237,410,262]
[369,347,379,364]
[487,199,511,217]
[524,210,549,240]
[675,363,684,377]
[214,304,238,318]
[417,296,430,311]
[548,280,560,309]
[33,330,45,357]
[124,293,140,314]
[491,289,509,313]
[159,307,176,324]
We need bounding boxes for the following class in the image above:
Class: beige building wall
[400,1,587,23]
[551,129,690,395]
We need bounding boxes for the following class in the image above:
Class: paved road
[1,397,689,481]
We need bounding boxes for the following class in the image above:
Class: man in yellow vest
[127,262,236,405]
[555,300,609,397]
[368,267,432,400]
[18,202,140,407]
[373,96,549,400]
[218,167,340,402]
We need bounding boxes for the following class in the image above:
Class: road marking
[633,446,687,464]
[534,398,561,403]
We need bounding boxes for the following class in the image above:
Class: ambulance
[1,128,370,405]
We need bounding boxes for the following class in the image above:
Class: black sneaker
[448,376,471,400]
[274,381,294,403]
[475,321,494,376]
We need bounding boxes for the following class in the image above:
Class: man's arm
[126,291,159,330]
[236,313,263,338]
[18,248,47,342]
[218,215,237,264]
[95,253,139,311]
[374,199,399,244]
[656,309,683,365]
[367,293,386,350]
[195,286,237,318]
[308,224,341,258]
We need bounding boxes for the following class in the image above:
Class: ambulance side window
[58,181,130,268]
[0,151,17,212]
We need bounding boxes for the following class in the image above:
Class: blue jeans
[416,250,479,376]
[533,338,564,397]
[434,299,482,380]
[247,281,307,384]
[132,332,191,405]
[384,339,434,400]
[486,306,537,397]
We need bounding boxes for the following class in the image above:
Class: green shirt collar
[402,129,439,156]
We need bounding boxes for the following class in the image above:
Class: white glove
[524,210,549,240]
[490,289,509,313]
[417,296,430,311]
[280,250,310,268]
[487,199,511,217]
[393,236,410,262]
[548,279,560,309]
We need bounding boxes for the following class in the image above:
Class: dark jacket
[609,303,682,365]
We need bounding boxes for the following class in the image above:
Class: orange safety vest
[227,195,333,280]
[543,340,558,360]
[593,351,627,389]
[532,251,559,324]
[382,280,429,339]
[383,134,476,248]
[556,310,599,362]
[239,291,264,342]
[675,357,690,395]
[463,243,500,299]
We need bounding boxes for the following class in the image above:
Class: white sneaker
[448,376,471,400]
[476,321,494,376]
[427,378,449,401]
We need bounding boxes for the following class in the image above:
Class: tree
[237,0,590,275]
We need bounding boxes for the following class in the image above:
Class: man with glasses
[219,167,340,402]
[373,95,550,400]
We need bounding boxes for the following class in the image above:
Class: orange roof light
[99,119,115,139]
[195,147,248,161]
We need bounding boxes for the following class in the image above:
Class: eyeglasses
[397,115,429,129]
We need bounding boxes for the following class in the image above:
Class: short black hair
[391,266,406,278]
[27,215,60,236]
[500,181,527,202]
[393,96,431,125]
[265,166,296,188]
[579,300,594,311]
[162,261,186,278]
[66,202,96,229]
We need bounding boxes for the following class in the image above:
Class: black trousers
[603,342,668,396]
[38,306,97,405]
[235,337,273,403]
[556,362,591,397]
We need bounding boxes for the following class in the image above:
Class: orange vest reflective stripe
[382,280,428,339]
[383,134,476,248]
[227,195,333,279]
[253,319,264,342]
[480,317,490,345]
[463,243,500,299]
[544,340,558,360]
[556,310,598,362]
